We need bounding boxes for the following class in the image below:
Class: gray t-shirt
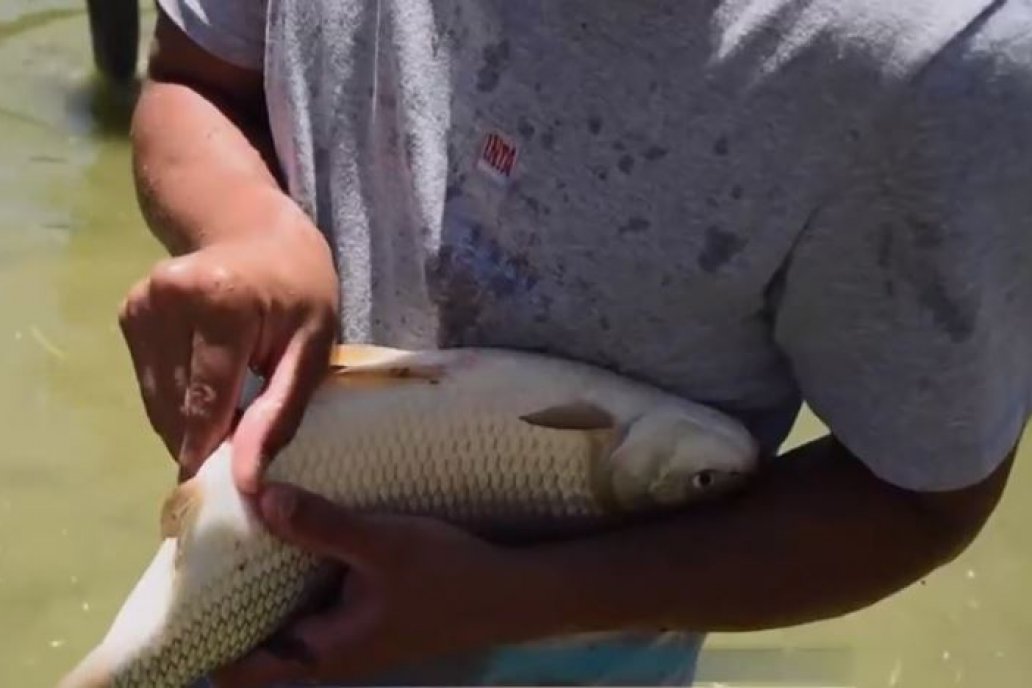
[160,0,1032,684]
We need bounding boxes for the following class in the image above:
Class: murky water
[0,5,1028,687]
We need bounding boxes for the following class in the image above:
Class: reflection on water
[0,4,1028,688]
[67,75,141,139]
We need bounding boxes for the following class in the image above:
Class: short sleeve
[156,0,269,70]
[772,2,1032,492]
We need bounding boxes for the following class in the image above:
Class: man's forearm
[130,12,312,257]
[496,435,1010,641]
[130,78,305,256]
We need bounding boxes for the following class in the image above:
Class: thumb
[258,482,380,567]
[232,332,332,494]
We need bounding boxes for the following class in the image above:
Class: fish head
[608,406,759,509]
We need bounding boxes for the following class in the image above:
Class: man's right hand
[122,9,340,492]
[119,222,339,490]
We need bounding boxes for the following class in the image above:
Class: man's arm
[131,10,287,256]
[505,435,1015,636]
[210,431,1018,687]
[121,10,338,484]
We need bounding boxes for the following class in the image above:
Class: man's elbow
[921,508,991,571]
[908,450,1015,569]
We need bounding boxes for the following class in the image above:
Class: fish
[57,344,760,688]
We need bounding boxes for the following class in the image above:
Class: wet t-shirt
[160,0,1032,684]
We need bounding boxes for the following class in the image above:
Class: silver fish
[58,345,759,688]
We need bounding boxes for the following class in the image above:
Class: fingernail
[237,464,260,495]
[176,463,192,484]
[261,483,297,526]
[178,437,198,475]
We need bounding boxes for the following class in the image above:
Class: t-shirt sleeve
[156,0,268,70]
[771,2,1032,492]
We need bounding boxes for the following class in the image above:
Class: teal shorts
[372,633,704,686]
[198,632,703,686]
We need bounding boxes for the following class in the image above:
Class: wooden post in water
[85,0,140,84]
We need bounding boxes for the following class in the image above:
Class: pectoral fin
[519,401,616,430]
[518,401,626,512]
[159,480,202,540]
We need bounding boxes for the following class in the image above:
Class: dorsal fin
[327,344,447,388]
[329,344,414,370]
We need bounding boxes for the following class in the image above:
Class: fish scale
[284,406,601,525]
[142,548,308,687]
[59,345,760,688]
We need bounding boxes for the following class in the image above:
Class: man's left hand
[211,482,532,687]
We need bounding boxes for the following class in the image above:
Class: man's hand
[118,224,339,490]
[124,9,340,491]
[210,483,526,687]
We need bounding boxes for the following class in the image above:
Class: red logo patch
[477,131,518,183]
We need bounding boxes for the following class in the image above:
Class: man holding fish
[117,0,1031,685]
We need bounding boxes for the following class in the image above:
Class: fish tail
[57,538,181,688]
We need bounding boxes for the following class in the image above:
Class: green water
[0,5,1028,687]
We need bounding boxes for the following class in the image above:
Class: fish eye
[692,470,716,490]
